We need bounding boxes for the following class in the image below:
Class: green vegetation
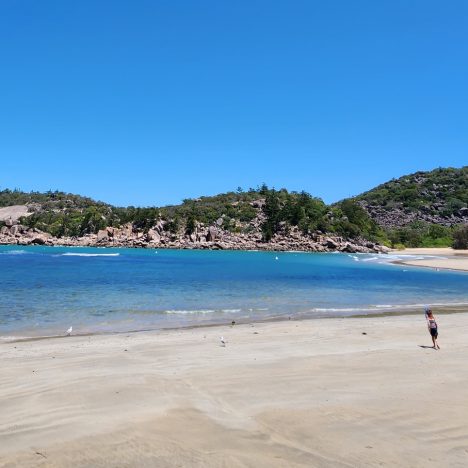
[1,166,466,248]
[0,189,120,237]
[356,167,467,216]
[0,188,109,210]
[386,222,454,248]
[351,166,467,248]
[453,225,468,249]
[159,190,260,229]
[331,199,384,241]
[259,189,383,242]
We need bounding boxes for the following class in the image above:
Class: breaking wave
[61,253,120,257]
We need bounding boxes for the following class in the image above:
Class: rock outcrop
[355,167,468,229]
[359,200,468,229]
[0,217,390,254]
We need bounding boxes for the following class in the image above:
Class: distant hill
[0,167,467,249]
[0,189,122,237]
[0,185,385,252]
[354,167,467,228]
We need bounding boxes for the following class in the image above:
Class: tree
[259,183,269,195]
[80,207,106,234]
[261,189,281,241]
[185,213,196,235]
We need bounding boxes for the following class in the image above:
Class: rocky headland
[0,216,389,254]
[2,166,465,252]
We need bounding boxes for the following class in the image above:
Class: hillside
[0,189,122,238]
[355,167,467,228]
[0,186,385,252]
[0,167,467,250]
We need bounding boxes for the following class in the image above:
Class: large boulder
[155,220,165,233]
[97,229,108,242]
[30,235,46,245]
[120,223,133,237]
[250,200,265,209]
[10,225,24,236]
[206,226,218,242]
[147,229,161,243]
[375,245,391,253]
[324,237,339,249]
[459,207,468,217]
[29,231,52,245]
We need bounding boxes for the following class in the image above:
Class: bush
[453,225,468,249]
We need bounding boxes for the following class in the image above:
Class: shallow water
[0,245,466,338]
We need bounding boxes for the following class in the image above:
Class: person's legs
[435,333,440,349]
[431,330,440,349]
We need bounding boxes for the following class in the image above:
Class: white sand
[1,313,468,467]
[391,247,468,272]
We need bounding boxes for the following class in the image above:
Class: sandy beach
[391,247,468,272]
[2,313,468,467]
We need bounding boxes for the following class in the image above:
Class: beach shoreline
[389,247,468,272]
[4,302,468,344]
[2,312,468,467]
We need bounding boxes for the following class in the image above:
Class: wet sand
[1,313,468,467]
[391,247,468,272]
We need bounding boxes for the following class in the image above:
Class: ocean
[0,245,466,339]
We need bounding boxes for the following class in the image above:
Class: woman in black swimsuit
[425,309,440,350]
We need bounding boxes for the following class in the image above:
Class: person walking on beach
[425,308,440,350]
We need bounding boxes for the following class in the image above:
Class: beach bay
[1,0,466,464]
[1,246,467,466]
[1,246,467,340]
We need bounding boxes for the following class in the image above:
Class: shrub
[453,225,468,249]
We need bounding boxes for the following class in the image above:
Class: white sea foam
[61,253,120,257]
[1,249,28,255]
[360,253,449,266]
[311,301,468,313]
[0,335,29,342]
[164,308,242,315]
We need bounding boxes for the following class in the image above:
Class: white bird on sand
[66,326,73,336]
[220,336,226,347]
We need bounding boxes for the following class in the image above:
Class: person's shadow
[418,345,435,349]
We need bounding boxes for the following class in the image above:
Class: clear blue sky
[1,1,466,207]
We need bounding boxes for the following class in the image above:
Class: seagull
[275,256,279,260]
[220,336,226,347]
[66,326,72,336]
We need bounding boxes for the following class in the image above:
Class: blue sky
[1,1,466,207]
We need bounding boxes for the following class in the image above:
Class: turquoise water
[0,245,466,338]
